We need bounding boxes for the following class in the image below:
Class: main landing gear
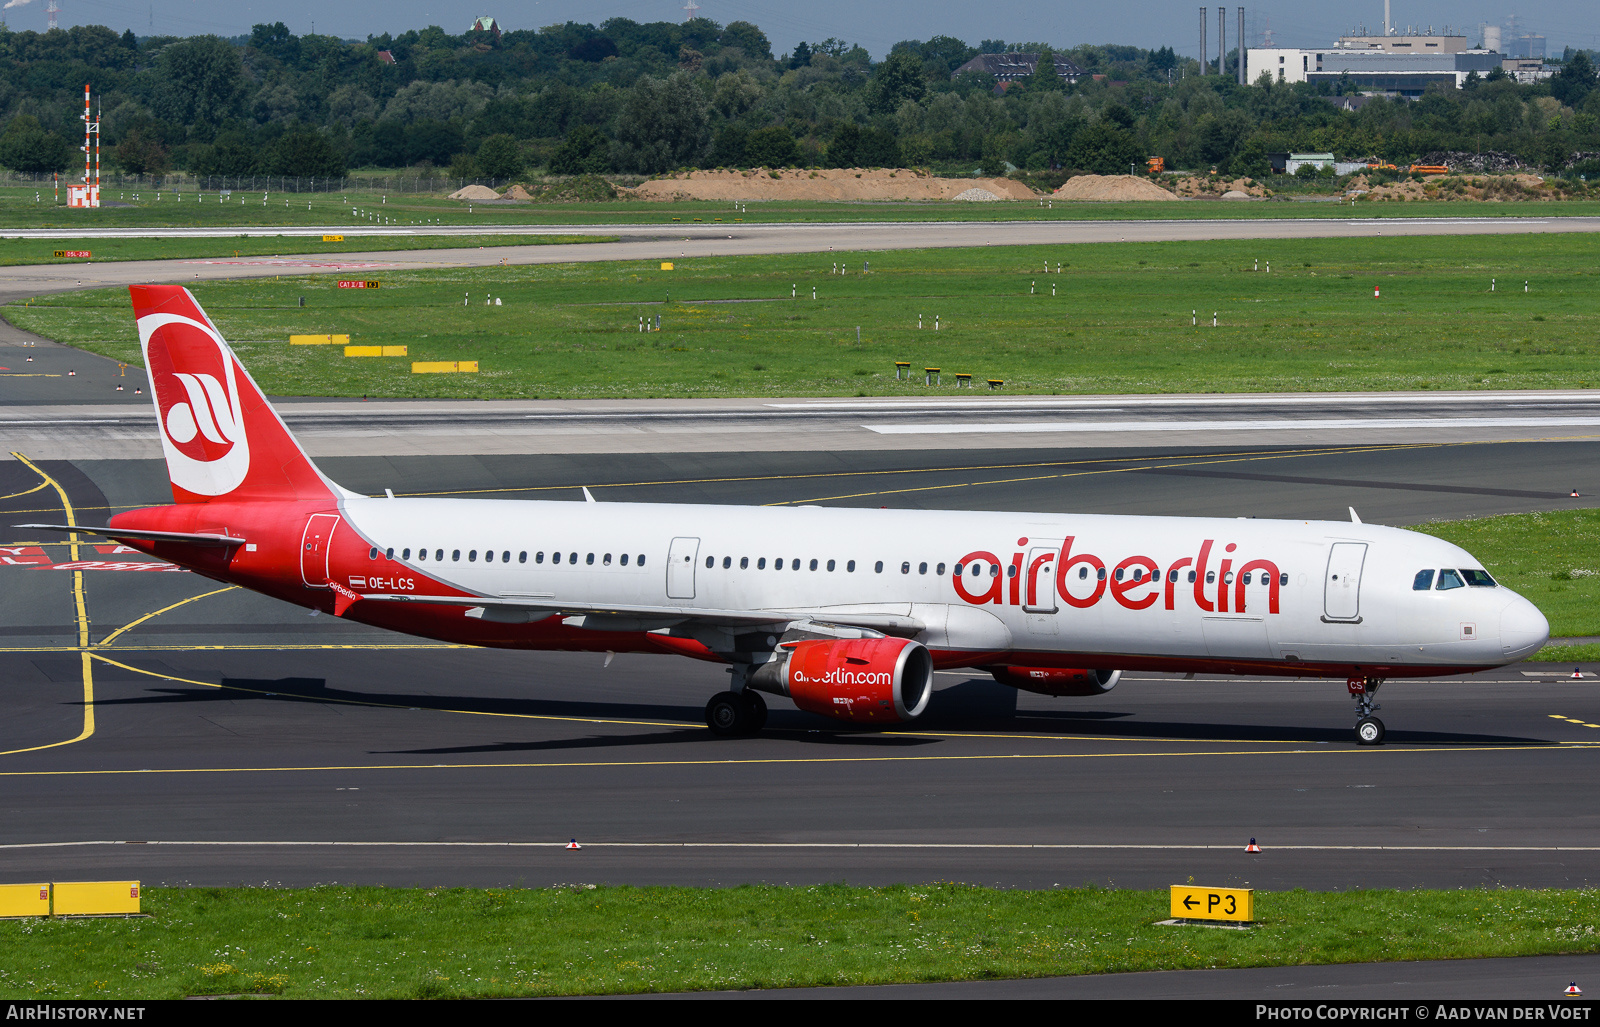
[706,689,767,736]
[1348,676,1386,746]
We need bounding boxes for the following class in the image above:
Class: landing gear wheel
[705,691,749,736]
[1355,716,1386,746]
[742,690,768,733]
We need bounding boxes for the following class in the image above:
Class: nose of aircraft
[1500,594,1550,661]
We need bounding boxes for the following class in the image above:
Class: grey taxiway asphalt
[3,438,1600,897]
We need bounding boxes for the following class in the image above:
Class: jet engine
[987,666,1121,697]
[748,636,933,724]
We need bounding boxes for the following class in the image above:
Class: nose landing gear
[1348,676,1385,745]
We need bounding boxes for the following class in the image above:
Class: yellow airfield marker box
[53,881,140,916]
[322,234,345,242]
[660,262,674,270]
[411,361,478,374]
[1169,885,1252,922]
[0,883,51,917]
[345,346,409,358]
[290,334,351,346]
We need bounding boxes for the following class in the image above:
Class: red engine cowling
[987,666,1121,697]
[770,637,934,724]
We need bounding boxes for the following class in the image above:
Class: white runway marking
[866,417,1600,435]
[5,839,1600,852]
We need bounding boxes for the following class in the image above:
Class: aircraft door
[1323,542,1368,621]
[300,513,340,587]
[1023,545,1060,614]
[667,536,700,599]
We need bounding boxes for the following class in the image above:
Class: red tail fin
[131,284,339,504]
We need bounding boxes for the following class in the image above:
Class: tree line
[0,18,1595,183]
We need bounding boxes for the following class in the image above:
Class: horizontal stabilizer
[15,523,246,547]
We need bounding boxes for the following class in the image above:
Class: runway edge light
[567,839,581,850]
[1246,837,1262,853]
[1567,984,1582,996]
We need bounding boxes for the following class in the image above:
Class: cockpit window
[1413,570,1435,591]
[1436,569,1465,590]
[1462,569,1496,587]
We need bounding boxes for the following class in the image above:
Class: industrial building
[1245,47,1501,95]
[950,52,1087,86]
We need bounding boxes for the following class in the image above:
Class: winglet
[1349,507,1362,524]
[583,487,596,503]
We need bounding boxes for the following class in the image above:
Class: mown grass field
[1,883,1597,998]
[6,183,1600,232]
[1411,509,1600,642]
[10,233,1599,399]
[0,234,606,266]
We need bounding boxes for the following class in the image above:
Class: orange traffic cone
[1246,838,1262,853]
[1565,984,1582,996]
[566,839,581,850]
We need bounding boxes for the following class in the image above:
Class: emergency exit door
[667,536,699,600]
[1323,542,1367,621]
[300,513,340,587]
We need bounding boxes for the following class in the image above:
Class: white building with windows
[1245,48,1501,95]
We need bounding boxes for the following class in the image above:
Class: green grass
[2,883,1598,997]
[1409,509,1600,642]
[0,234,608,266]
[10,233,1600,400]
[7,183,1600,232]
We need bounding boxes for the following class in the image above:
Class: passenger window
[569,552,578,564]
[1240,572,1250,585]
[485,551,494,563]
[1114,568,1124,581]
[384,547,393,560]
[954,563,965,575]
[552,552,561,564]
[417,549,427,561]
[436,549,444,561]
[792,559,800,570]
[586,553,595,565]
[368,547,378,560]
[758,558,767,569]
[1187,570,1196,583]
[605,554,613,566]
[503,551,510,563]
[1462,569,1496,587]
[706,556,714,569]
[936,563,945,575]
[901,562,911,574]
[469,550,478,562]
[452,550,461,562]
[536,552,545,564]
[774,558,784,571]
[1436,569,1465,590]
[1078,566,1088,580]
[638,555,646,566]
[1168,569,1178,582]
[1279,572,1288,586]
[875,561,884,573]
[1096,567,1105,581]
[723,556,731,569]
[402,548,410,560]
[1205,571,1215,584]
[993,565,1002,578]
[519,552,527,564]
[1223,571,1234,585]
[810,559,818,571]
[827,559,835,571]
[621,554,630,566]
[847,560,856,572]
[919,562,928,575]
[1413,569,1435,590]
[739,557,747,569]
[1007,565,1017,578]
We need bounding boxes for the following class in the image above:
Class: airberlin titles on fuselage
[954,536,1281,615]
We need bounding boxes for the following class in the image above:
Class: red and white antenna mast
[46,0,59,31]
[69,83,100,208]
[682,0,700,22]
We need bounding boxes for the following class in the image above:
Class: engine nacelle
[987,666,1121,697]
[751,637,933,724]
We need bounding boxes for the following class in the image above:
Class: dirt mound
[1052,174,1179,201]
[953,188,1001,201]
[449,184,500,200]
[1221,190,1251,200]
[1357,173,1588,203]
[502,184,535,200]
[1172,176,1267,198]
[622,168,1038,202]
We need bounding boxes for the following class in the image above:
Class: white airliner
[25,286,1550,745]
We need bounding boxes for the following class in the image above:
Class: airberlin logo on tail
[137,312,251,497]
[953,536,1283,615]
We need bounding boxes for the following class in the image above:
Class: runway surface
[3,215,1599,304]
[2,439,1599,893]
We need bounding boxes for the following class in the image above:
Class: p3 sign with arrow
[1170,885,1253,922]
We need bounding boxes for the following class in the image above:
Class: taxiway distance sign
[1170,885,1253,922]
